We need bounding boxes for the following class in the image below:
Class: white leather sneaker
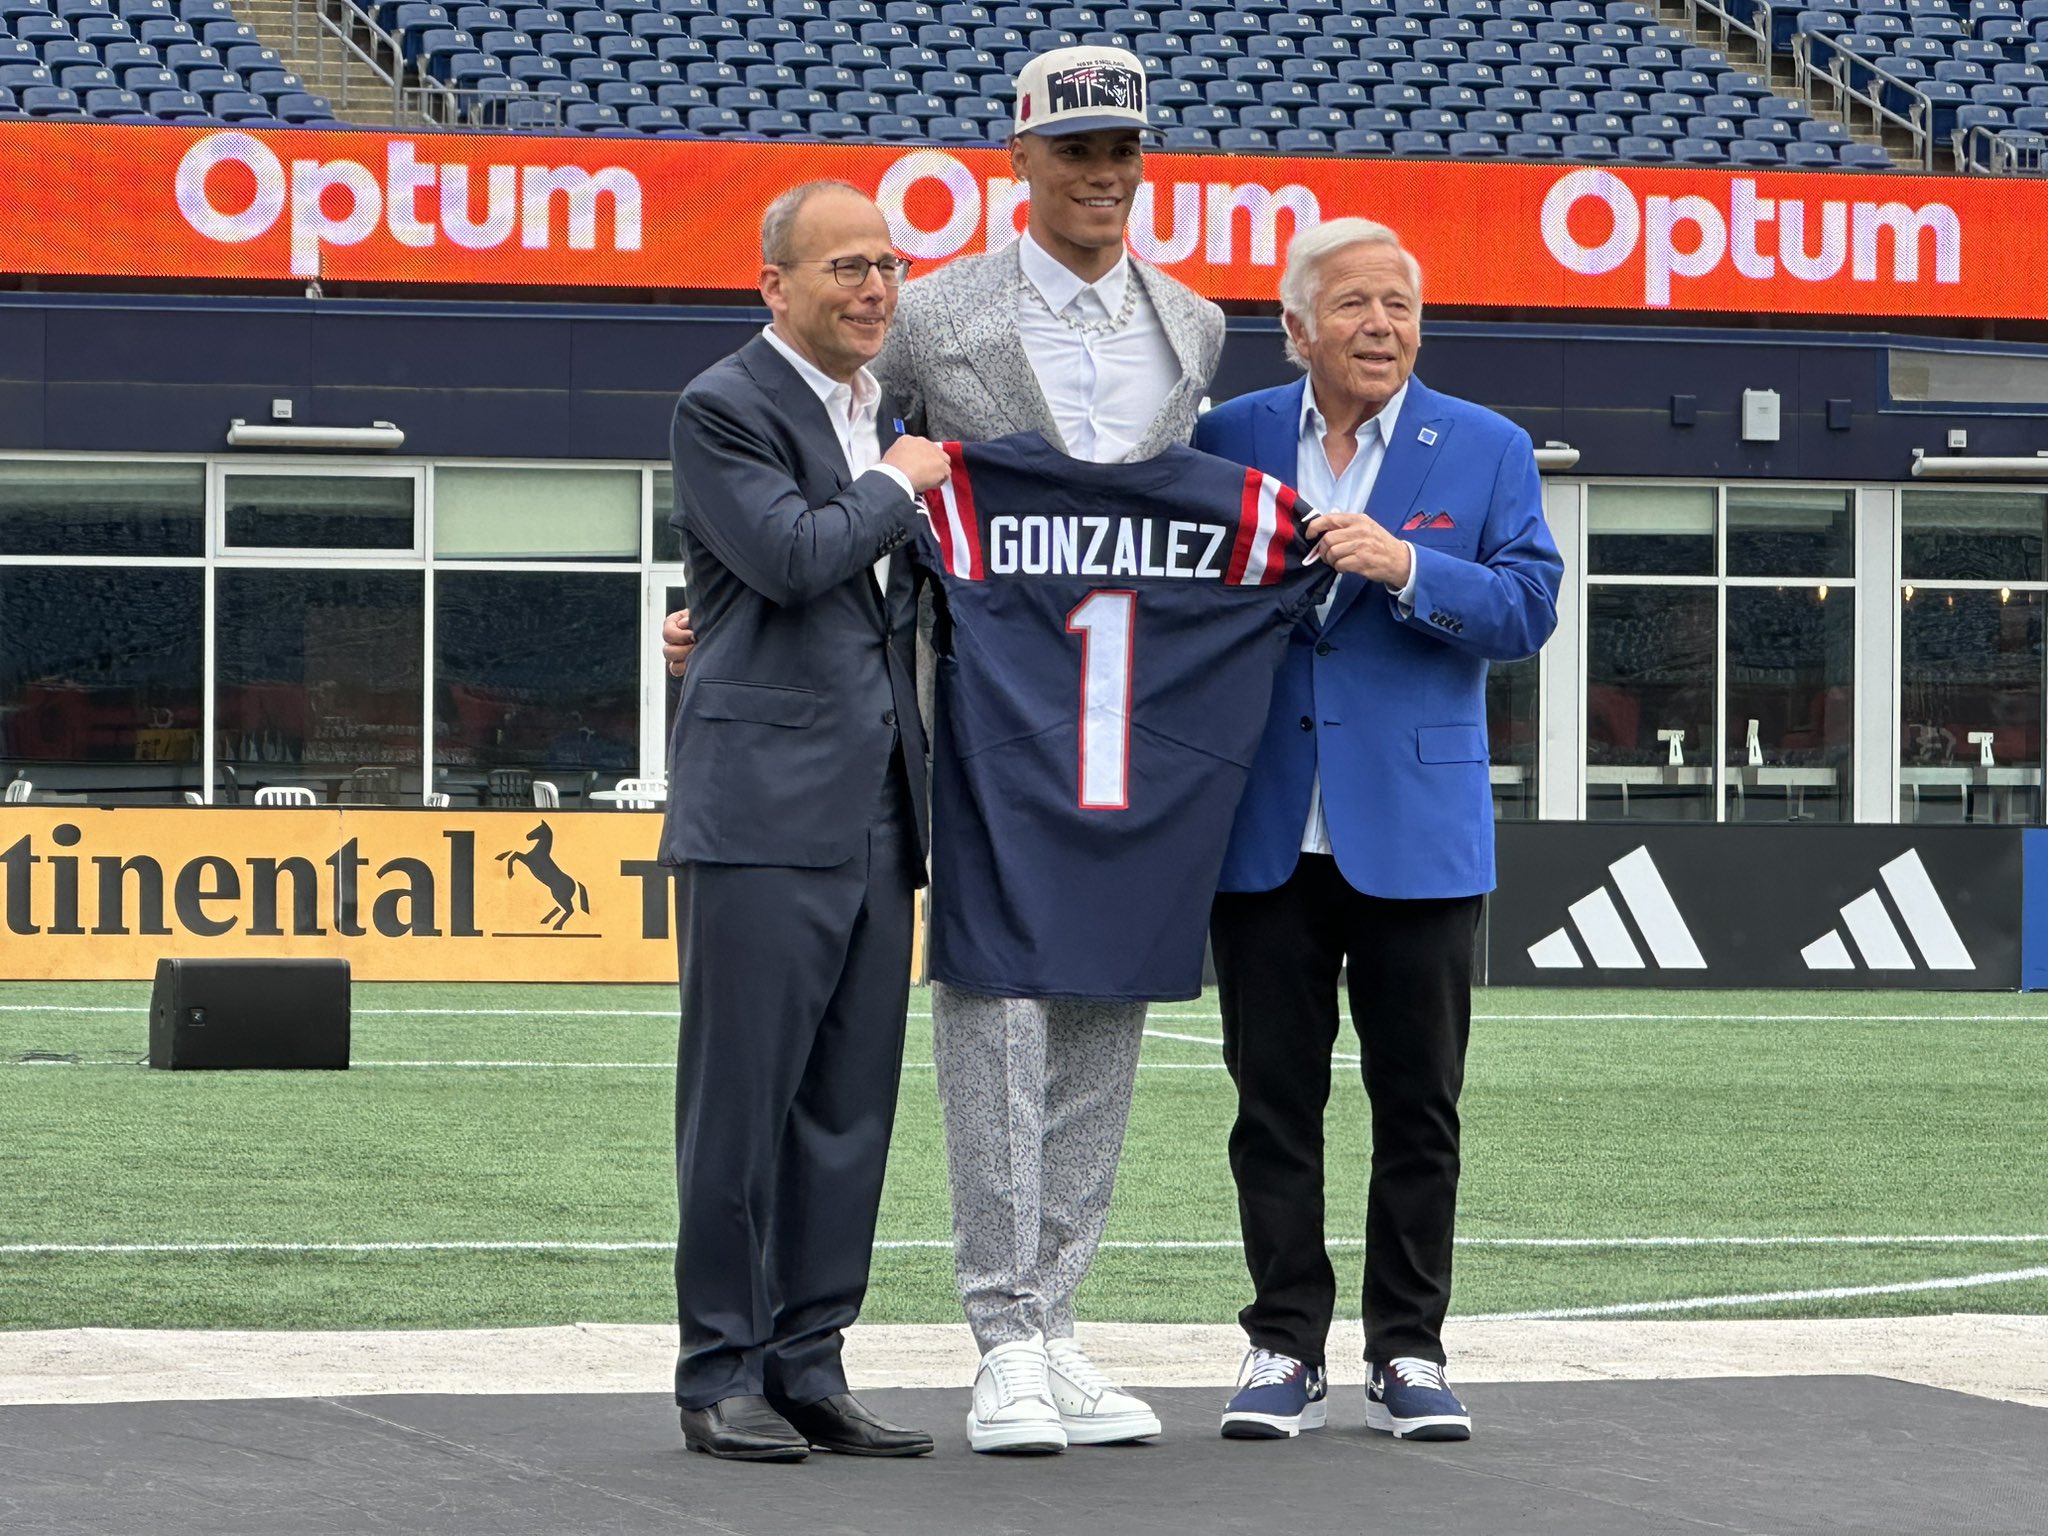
[1045,1337,1162,1445]
[967,1336,1067,1454]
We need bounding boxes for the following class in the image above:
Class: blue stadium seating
[0,0,1998,170]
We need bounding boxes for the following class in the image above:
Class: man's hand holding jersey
[1302,509,1415,590]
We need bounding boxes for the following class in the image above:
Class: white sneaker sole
[967,1413,1068,1454]
[1220,1397,1329,1439]
[1363,1400,1472,1441]
[1060,1407,1162,1445]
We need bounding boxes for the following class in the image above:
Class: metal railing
[289,0,597,131]
[1680,0,1772,67]
[1791,26,1933,168]
[1962,122,2048,172]
[290,0,409,121]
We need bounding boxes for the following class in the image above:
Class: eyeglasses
[789,255,915,288]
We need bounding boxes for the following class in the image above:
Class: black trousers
[1211,854,1481,1368]
[671,773,916,1411]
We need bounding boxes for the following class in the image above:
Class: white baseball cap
[1011,45,1150,137]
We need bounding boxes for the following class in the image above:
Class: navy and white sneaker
[1365,1357,1472,1441]
[1219,1348,1328,1439]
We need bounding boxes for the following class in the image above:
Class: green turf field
[4,981,2046,1332]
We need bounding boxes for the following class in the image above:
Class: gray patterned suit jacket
[872,240,1225,457]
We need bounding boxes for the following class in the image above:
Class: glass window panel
[0,566,203,803]
[1900,489,2046,583]
[1586,484,1715,576]
[435,571,639,807]
[1722,585,1853,823]
[1486,655,1538,821]
[1585,584,1717,821]
[224,474,417,551]
[1899,587,2042,825]
[215,569,424,803]
[652,469,683,565]
[0,461,204,558]
[434,466,640,560]
[1725,487,1854,578]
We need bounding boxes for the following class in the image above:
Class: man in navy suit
[1194,220,1562,1445]
[664,181,953,1463]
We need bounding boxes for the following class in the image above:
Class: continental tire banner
[3,121,2045,319]
[1488,824,2023,990]
[0,808,677,982]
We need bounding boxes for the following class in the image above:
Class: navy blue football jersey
[917,432,1330,1002]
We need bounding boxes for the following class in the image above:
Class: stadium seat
[1559,129,1615,156]
[1725,137,1780,163]
[1447,127,1503,153]
[1837,140,1893,167]
[208,89,271,119]
[1783,139,1835,163]
[58,66,118,94]
[1332,125,1390,151]
[1391,127,1446,152]
[20,83,81,113]
[144,84,205,114]
[1215,125,1271,149]
[83,85,147,115]
[1505,128,1559,154]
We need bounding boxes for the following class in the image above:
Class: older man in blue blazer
[1194,219,1562,1445]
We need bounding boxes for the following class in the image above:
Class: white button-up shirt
[1295,379,1417,856]
[1015,231,1181,464]
[762,324,914,592]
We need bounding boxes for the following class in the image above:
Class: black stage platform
[5,1380,2044,1535]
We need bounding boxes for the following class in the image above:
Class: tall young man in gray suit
[673,46,1225,1454]
[663,182,952,1463]
[879,48,1224,1456]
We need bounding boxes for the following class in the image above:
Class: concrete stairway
[236,0,416,125]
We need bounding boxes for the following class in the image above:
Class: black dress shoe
[777,1392,935,1458]
[678,1396,809,1462]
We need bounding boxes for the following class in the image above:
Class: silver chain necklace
[1035,268,1139,337]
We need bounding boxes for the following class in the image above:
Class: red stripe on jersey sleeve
[1226,469,1263,585]
[1260,478,1300,584]
[946,442,985,582]
[920,481,954,573]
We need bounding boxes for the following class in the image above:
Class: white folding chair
[181,791,206,806]
[608,774,667,810]
[532,780,561,809]
[424,791,451,808]
[253,785,319,806]
[3,778,31,803]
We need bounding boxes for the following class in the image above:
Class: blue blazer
[1195,375,1563,899]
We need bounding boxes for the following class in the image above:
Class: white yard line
[10,1235,2048,1257]
[1475,1265,2048,1321]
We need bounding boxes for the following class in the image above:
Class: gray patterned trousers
[931,982,1149,1352]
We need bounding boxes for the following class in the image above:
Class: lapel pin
[1418,427,1438,446]
[892,418,905,434]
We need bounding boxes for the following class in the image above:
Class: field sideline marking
[9,1236,2048,1257]
[3,1005,2045,1025]
[1472,1265,2048,1321]
[0,1058,1236,1072]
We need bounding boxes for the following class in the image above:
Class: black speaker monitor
[148,958,351,1070]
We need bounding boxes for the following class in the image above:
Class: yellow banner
[0,809,677,982]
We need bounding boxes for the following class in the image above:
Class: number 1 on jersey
[1066,589,1136,811]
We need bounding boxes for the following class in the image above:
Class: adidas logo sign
[1801,850,1973,971]
[1528,846,1706,970]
